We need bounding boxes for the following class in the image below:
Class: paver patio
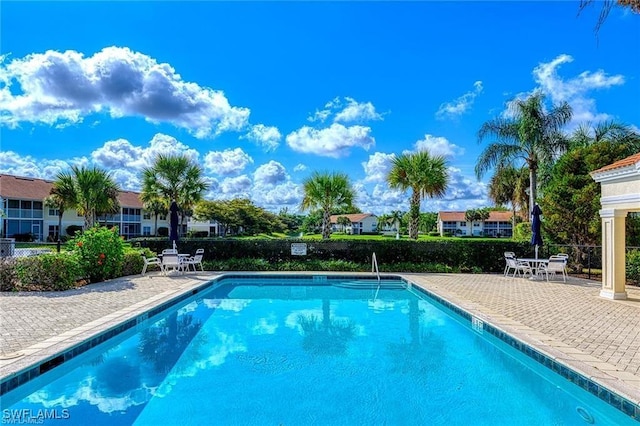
[1,271,639,406]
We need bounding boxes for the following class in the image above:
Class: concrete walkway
[1,271,639,405]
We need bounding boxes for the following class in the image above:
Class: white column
[599,209,627,300]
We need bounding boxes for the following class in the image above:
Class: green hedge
[132,238,534,273]
[13,253,82,291]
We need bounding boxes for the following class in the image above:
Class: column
[599,209,627,300]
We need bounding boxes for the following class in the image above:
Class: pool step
[332,280,406,290]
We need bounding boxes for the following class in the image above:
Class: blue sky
[1,1,638,215]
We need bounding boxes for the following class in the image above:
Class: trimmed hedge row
[133,238,534,273]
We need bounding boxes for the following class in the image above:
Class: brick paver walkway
[1,271,639,404]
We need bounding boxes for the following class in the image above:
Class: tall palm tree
[488,166,529,231]
[51,166,121,230]
[386,151,449,240]
[389,210,404,239]
[300,171,357,240]
[141,154,208,235]
[476,93,572,218]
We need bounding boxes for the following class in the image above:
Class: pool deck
[1,271,640,407]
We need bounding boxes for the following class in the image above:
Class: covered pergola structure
[590,152,640,300]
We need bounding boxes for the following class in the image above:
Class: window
[48,208,60,216]
[159,214,167,221]
[143,226,151,236]
[48,225,59,238]
[459,222,466,226]
[143,211,151,220]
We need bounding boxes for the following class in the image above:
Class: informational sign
[291,243,308,256]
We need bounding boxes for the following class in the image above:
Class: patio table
[518,258,549,280]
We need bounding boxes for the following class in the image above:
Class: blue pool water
[1,277,636,425]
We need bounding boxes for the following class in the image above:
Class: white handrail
[372,252,381,300]
[371,252,380,282]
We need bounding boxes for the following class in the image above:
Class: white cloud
[253,160,287,186]
[0,151,77,180]
[413,134,465,158]
[285,123,375,158]
[334,97,383,123]
[241,124,281,151]
[307,96,382,124]
[436,81,483,119]
[0,47,250,137]
[531,54,625,126]
[361,152,395,183]
[293,163,307,172]
[219,175,252,196]
[251,181,303,209]
[203,148,253,176]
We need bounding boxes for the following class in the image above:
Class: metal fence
[545,244,640,281]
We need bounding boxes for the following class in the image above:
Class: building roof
[591,152,640,174]
[329,213,376,223]
[0,173,143,208]
[438,210,514,222]
[0,174,55,200]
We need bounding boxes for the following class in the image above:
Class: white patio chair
[538,255,567,282]
[505,256,533,278]
[141,254,161,276]
[503,252,516,276]
[183,248,205,272]
[161,253,185,275]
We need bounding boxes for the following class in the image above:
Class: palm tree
[141,154,208,236]
[386,151,449,240]
[143,198,168,236]
[389,210,404,239]
[476,93,572,218]
[51,166,121,230]
[337,216,351,233]
[44,190,74,242]
[570,120,640,150]
[300,171,357,240]
[488,166,529,231]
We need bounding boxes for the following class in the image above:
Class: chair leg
[141,264,147,276]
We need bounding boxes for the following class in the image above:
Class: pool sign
[291,243,307,256]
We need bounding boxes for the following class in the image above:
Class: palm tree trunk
[410,190,420,239]
[57,213,63,241]
[322,209,331,240]
[529,166,537,219]
[154,214,158,236]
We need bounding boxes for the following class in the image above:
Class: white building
[329,213,378,235]
[437,211,514,237]
[0,173,216,240]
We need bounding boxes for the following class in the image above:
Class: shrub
[68,226,125,283]
[157,227,169,237]
[627,249,640,284]
[513,222,532,242]
[12,233,35,242]
[121,251,145,276]
[0,258,19,291]
[66,225,82,237]
[14,253,82,291]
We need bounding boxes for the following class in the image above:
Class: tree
[337,216,351,233]
[44,193,72,241]
[579,0,640,34]
[419,212,438,233]
[51,166,120,230]
[141,154,208,236]
[387,151,449,240]
[300,171,357,240]
[194,199,285,236]
[476,93,572,218]
[488,166,529,230]
[569,120,640,151]
[143,198,168,236]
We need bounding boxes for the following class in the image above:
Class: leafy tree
[540,142,639,260]
[419,212,438,233]
[300,171,357,240]
[141,154,208,235]
[569,120,640,151]
[476,93,572,217]
[194,199,284,236]
[278,208,305,233]
[44,194,68,241]
[387,151,449,239]
[51,166,121,230]
[301,210,323,235]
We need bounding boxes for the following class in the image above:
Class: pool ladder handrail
[372,252,381,300]
[371,252,380,282]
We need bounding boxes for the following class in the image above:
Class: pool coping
[1,272,639,422]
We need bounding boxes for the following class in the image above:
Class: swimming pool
[1,275,638,425]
